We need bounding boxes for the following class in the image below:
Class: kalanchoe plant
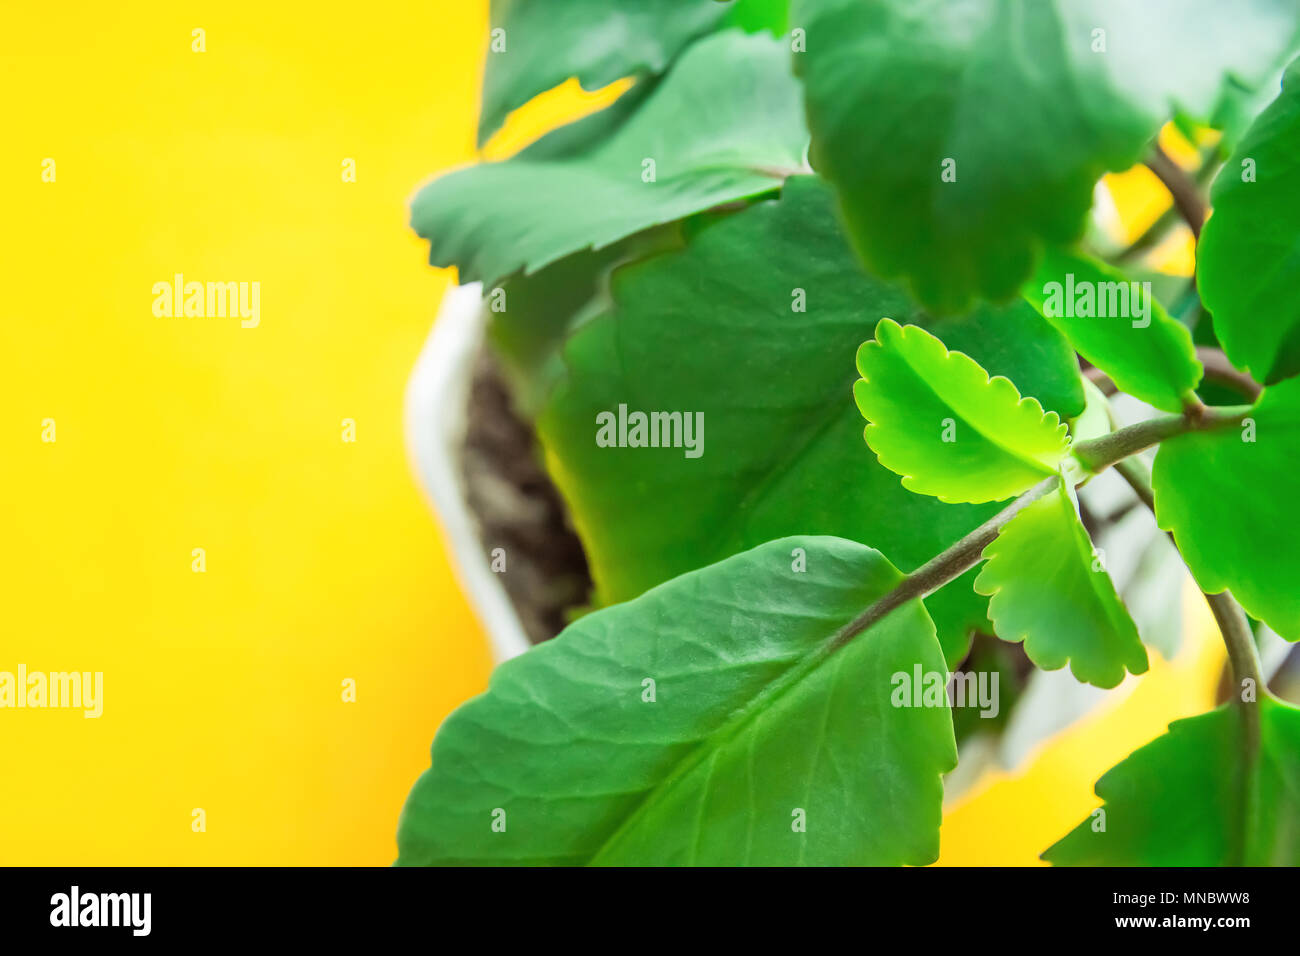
[397,0,1300,866]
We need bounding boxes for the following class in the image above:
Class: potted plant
[398,0,1300,866]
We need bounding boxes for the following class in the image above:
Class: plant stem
[1116,144,1220,262]
[1196,346,1263,401]
[1083,364,1117,396]
[1113,456,1263,690]
[1112,456,1262,752]
[1113,456,1262,865]
[838,401,1253,652]
[1145,144,1208,239]
[833,476,1059,651]
[1070,403,1253,473]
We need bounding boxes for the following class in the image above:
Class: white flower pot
[404,282,530,663]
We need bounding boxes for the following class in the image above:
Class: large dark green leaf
[794,0,1300,310]
[489,227,682,417]
[416,29,808,287]
[1200,58,1300,386]
[476,0,729,145]
[539,176,1084,664]
[1152,377,1300,641]
[1045,698,1300,865]
[397,536,956,866]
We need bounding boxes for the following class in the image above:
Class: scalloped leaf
[397,537,956,866]
[1045,698,1300,865]
[1152,377,1300,640]
[1200,57,1300,386]
[414,29,807,287]
[1023,251,1203,413]
[853,320,1070,504]
[974,477,1148,688]
[795,0,1300,310]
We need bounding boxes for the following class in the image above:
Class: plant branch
[1145,144,1209,239]
[1070,402,1252,473]
[1083,364,1118,396]
[833,476,1060,651]
[1116,144,1219,262]
[1113,456,1263,690]
[1196,346,1263,401]
[1112,455,1262,758]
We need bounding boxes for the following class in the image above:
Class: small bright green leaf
[416,30,807,287]
[1045,698,1300,865]
[794,0,1300,310]
[1153,377,1300,640]
[476,0,728,145]
[853,320,1070,504]
[1200,58,1300,386]
[540,176,1084,665]
[974,478,1148,688]
[1024,251,1203,413]
[397,537,956,866]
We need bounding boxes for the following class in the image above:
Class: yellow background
[2,2,1217,865]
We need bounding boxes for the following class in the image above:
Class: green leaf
[511,77,660,164]
[1200,58,1300,386]
[1024,251,1203,413]
[1152,377,1300,640]
[539,176,1084,664]
[397,536,957,866]
[974,478,1148,688]
[854,320,1070,504]
[476,0,729,145]
[794,0,1300,310]
[489,227,682,417]
[1045,698,1300,865]
[416,29,808,287]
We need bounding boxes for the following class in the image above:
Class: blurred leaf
[476,0,729,145]
[1153,377,1300,641]
[511,78,659,163]
[1200,58,1300,386]
[1024,251,1202,413]
[539,176,1082,664]
[975,478,1148,688]
[1071,377,1114,444]
[417,30,807,286]
[397,537,956,866]
[1045,698,1300,864]
[794,0,1300,310]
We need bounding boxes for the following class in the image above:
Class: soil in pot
[461,349,592,644]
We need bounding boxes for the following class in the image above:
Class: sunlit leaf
[854,320,1070,504]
